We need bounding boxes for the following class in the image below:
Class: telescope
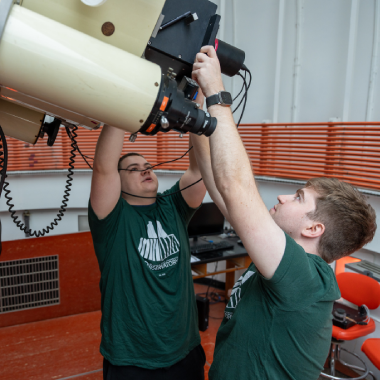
[0,0,246,146]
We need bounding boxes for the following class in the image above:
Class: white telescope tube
[0,5,161,135]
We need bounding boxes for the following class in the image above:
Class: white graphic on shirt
[225,270,255,319]
[138,221,180,268]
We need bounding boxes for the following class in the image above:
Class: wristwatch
[206,91,233,108]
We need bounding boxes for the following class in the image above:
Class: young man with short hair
[191,46,376,380]
[89,125,207,379]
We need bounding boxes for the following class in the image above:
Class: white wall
[214,0,380,124]
[0,170,212,241]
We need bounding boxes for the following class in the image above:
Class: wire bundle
[233,64,252,127]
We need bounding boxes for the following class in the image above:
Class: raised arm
[190,89,230,220]
[90,125,124,219]
[179,135,207,208]
[192,46,286,279]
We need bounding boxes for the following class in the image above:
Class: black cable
[3,126,77,237]
[231,65,251,128]
[67,133,93,170]
[77,139,195,173]
[119,146,204,199]
[242,65,252,93]
[121,178,203,199]
[150,146,192,170]
[0,125,8,255]
[236,74,249,128]
[233,72,248,114]
[232,70,246,104]
[0,125,8,198]
[71,133,203,199]
[236,66,252,127]
[244,67,252,95]
[119,146,194,172]
[65,128,203,199]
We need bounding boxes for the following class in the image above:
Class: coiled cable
[3,126,77,237]
[0,125,8,254]
[0,125,8,198]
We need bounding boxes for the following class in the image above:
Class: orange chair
[321,273,380,379]
[362,338,380,379]
[334,256,361,276]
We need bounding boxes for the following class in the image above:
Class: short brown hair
[305,178,376,263]
[118,152,144,170]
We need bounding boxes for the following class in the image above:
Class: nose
[141,167,151,175]
[277,194,286,204]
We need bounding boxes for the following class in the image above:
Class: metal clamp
[129,132,137,142]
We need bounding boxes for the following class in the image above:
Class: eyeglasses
[118,166,154,172]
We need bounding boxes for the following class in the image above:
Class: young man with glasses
[88,125,207,379]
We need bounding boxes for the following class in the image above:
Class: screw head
[155,82,159,87]
[139,119,143,123]
[101,22,115,36]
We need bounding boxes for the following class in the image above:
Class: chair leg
[320,343,341,379]
[335,347,369,380]
[330,343,336,376]
[320,344,370,380]
[368,371,378,380]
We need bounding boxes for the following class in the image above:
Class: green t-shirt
[88,181,200,369]
[209,233,340,380]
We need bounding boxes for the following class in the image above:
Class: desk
[191,236,251,293]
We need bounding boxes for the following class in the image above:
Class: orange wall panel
[0,232,100,328]
[6,122,380,191]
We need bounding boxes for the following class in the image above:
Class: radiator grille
[0,256,60,314]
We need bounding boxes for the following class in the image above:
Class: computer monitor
[187,202,225,239]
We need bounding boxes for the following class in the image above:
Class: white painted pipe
[366,0,380,121]
[231,0,238,98]
[342,0,359,121]
[272,0,285,123]
[219,0,226,42]
[291,0,303,123]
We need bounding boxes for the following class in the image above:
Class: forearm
[191,133,229,219]
[93,125,125,174]
[188,135,200,175]
[208,106,255,199]
[191,45,256,199]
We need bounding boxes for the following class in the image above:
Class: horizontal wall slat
[4,122,380,191]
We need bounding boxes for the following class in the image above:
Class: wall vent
[0,255,60,314]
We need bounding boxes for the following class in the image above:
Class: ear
[301,221,325,238]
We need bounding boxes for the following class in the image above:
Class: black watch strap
[206,91,233,108]
[206,94,220,108]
